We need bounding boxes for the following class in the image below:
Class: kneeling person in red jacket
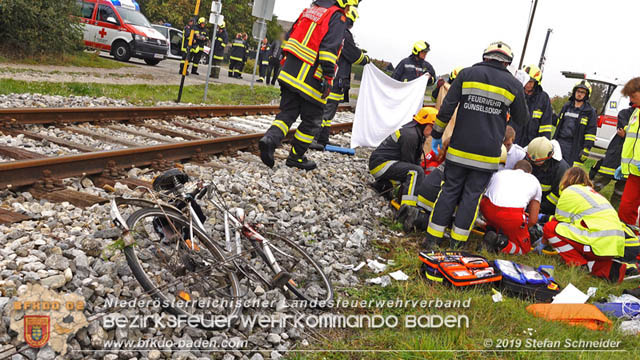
[481,160,541,254]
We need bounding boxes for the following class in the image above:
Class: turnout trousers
[427,162,493,242]
[229,59,243,77]
[316,100,339,145]
[369,161,425,210]
[543,220,640,282]
[480,197,531,255]
[266,59,281,85]
[619,174,640,228]
[262,85,324,158]
[592,172,626,205]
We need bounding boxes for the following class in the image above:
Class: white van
[76,0,168,65]
[562,71,629,150]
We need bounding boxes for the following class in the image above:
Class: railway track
[0,104,354,191]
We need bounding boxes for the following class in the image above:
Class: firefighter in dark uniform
[209,21,228,79]
[258,0,355,171]
[369,107,439,212]
[229,33,245,78]
[590,103,634,203]
[179,17,195,74]
[266,34,284,86]
[424,41,530,250]
[513,64,553,146]
[257,38,270,83]
[554,80,598,167]
[314,6,368,148]
[526,137,570,215]
[391,41,436,85]
[189,17,208,75]
[397,163,445,232]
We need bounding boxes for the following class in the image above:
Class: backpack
[492,260,561,303]
[418,251,502,286]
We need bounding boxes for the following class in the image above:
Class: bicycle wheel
[124,207,242,328]
[253,232,334,305]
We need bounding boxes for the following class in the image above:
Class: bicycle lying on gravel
[109,169,333,329]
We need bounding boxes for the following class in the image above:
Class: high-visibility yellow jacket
[554,185,639,257]
[621,108,640,177]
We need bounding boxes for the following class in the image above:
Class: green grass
[292,229,640,359]
[0,51,131,69]
[0,79,281,105]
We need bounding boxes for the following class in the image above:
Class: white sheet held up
[351,63,429,148]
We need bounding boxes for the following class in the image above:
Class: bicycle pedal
[271,271,293,289]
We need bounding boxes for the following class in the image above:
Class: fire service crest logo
[24,315,50,348]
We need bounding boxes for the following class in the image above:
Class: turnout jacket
[327,28,368,103]
[532,158,570,214]
[181,23,194,52]
[432,61,530,172]
[279,0,348,105]
[212,28,228,60]
[369,123,425,170]
[599,106,633,178]
[193,25,208,52]
[229,38,246,62]
[554,100,597,166]
[391,55,435,85]
[258,43,271,65]
[514,85,553,147]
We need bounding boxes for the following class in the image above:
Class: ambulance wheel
[112,41,131,62]
[144,58,160,66]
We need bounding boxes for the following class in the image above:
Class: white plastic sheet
[351,64,429,148]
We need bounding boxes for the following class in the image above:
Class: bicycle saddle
[152,169,189,192]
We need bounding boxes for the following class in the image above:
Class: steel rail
[0,104,353,126]
[0,122,353,189]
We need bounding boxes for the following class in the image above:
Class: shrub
[0,0,83,58]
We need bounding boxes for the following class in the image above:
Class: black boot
[308,140,325,151]
[421,233,442,252]
[285,153,317,171]
[369,179,393,200]
[396,205,421,233]
[482,230,508,253]
[258,137,276,168]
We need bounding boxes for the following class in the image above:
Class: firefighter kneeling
[369,107,439,226]
[542,167,640,283]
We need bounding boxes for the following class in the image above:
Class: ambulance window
[97,5,119,25]
[589,82,616,115]
[77,1,95,19]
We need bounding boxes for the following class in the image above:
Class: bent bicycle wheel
[124,208,241,328]
[254,232,334,306]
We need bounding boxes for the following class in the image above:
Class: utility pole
[204,1,223,102]
[538,28,553,72]
[518,0,538,69]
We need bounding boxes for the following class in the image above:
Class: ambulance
[562,71,629,150]
[76,0,168,65]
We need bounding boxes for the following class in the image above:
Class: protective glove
[533,239,545,255]
[614,165,623,180]
[580,148,590,162]
[431,138,442,156]
[537,213,549,223]
[320,77,333,99]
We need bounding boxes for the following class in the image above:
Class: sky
[272,0,638,97]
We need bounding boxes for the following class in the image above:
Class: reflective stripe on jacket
[554,185,639,256]
[369,124,425,172]
[513,85,553,146]
[432,61,530,172]
[621,108,640,176]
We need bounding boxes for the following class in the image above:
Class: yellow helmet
[346,7,359,23]
[219,21,226,29]
[526,137,554,164]
[198,17,206,24]
[483,41,514,64]
[449,66,463,81]
[336,0,358,8]
[500,145,507,165]
[412,40,430,56]
[573,79,592,98]
[523,64,542,83]
[413,107,438,125]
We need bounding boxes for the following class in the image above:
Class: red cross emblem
[99,28,107,38]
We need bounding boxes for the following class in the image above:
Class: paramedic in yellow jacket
[542,167,640,283]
